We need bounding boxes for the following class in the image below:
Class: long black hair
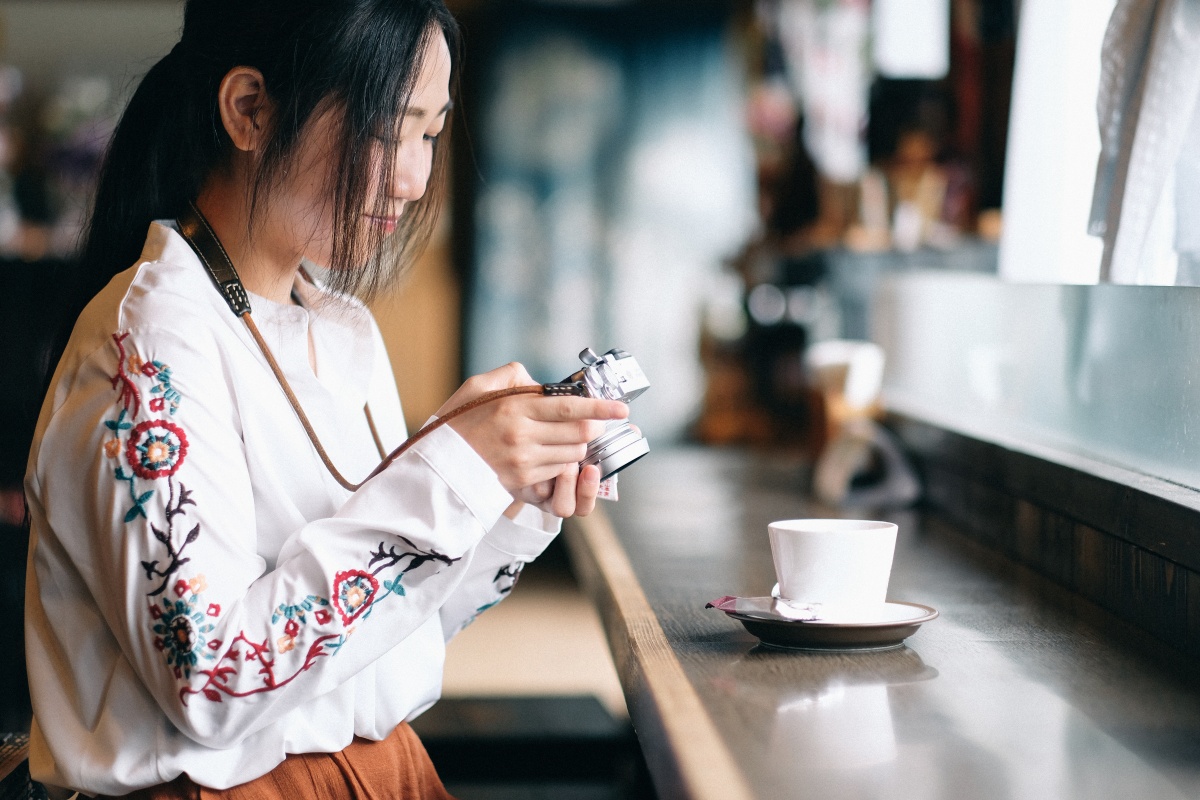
[58,0,459,367]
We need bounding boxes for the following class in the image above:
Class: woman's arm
[30,324,513,747]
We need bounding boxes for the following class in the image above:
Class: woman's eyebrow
[406,100,455,120]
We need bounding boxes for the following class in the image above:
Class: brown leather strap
[177,201,570,492]
[178,202,251,317]
[364,404,388,460]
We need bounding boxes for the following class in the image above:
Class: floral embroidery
[271,595,332,627]
[495,562,524,596]
[455,562,526,634]
[146,361,181,415]
[114,466,155,523]
[104,410,133,462]
[126,419,188,479]
[110,333,141,417]
[104,330,468,705]
[182,537,459,706]
[333,571,380,626]
[150,586,220,679]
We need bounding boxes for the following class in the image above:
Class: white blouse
[24,222,558,796]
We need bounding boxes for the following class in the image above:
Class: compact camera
[561,348,650,480]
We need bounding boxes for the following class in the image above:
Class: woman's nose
[390,140,432,202]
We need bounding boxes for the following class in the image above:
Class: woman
[24,1,626,797]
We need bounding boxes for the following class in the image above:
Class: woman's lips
[365,215,400,234]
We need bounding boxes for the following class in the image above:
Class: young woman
[23,1,626,797]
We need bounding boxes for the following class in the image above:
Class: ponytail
[48,42,225,383]
[77,45,219,306]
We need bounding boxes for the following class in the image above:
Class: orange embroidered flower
[103,439,121,458]
[189,575,208,594]
[127,354,144,374]
[277,635,295,654]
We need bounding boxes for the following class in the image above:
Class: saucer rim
[726,600,938,628]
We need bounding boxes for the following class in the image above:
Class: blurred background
[0,0,1046,793]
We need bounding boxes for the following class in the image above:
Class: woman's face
[270,30,453,270]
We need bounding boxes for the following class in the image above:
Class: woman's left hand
[505,463,603,520]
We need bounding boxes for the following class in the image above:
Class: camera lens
[582,421,650,480]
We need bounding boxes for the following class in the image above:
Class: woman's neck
[194,177,300,306]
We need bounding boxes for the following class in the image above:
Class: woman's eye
[423,134,439,145]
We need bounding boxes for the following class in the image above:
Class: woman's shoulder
[117,221,232,331]
[57,224,238,392]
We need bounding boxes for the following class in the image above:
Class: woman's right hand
[439,362,629,494]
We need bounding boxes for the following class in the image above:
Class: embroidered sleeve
[438,506,560,640]
[71,326,513,746]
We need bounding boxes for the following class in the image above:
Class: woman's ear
[217,67,272,152]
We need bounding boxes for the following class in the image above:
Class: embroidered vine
[141,478,200,597]
[494,562,524,596]
[458,561,526,633]
[110,333,141,417]
[182,537,459,705]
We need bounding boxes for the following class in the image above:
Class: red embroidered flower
[284,619,300,637]
[315,609,332,626]
[174,579,189,598]
[126,420,189,479]
[332,570,380,626]
[207,604,221,617]
[150,398,165,412]
[208,639,223,651]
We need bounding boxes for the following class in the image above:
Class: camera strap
[177,201,581,492]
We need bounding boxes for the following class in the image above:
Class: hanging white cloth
[775,0,872,184]
[1090,0,1200,284]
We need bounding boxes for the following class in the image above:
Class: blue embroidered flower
[151,589,218,679]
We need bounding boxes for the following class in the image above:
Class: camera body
[562,348,650,480]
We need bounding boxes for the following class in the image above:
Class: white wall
[999,0,1114,284]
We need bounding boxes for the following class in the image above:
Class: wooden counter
[563,447,1200,800]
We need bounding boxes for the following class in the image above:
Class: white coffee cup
[768,519,898,620]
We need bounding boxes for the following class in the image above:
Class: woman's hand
[439,363,627,496]
[507,462,604,520]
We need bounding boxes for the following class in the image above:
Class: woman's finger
[572,465,601,517]
[549,465,579,518]
[525,396,628,423]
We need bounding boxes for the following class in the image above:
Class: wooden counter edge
[564,511,756,800]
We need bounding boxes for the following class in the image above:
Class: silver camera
[561,348,650,480]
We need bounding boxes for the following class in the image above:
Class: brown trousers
[106,723,455,800]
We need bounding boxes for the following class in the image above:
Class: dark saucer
[727,601,938,651]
